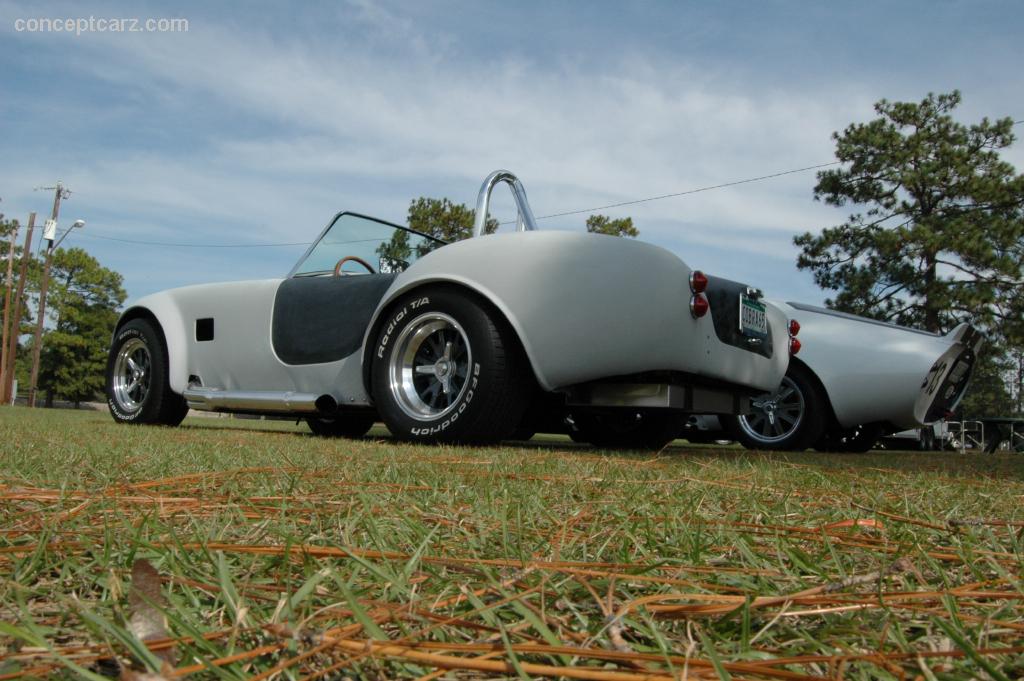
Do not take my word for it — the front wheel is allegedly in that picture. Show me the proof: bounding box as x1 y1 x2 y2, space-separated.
371 288 528 444
106 319 188 426
723 364 826 451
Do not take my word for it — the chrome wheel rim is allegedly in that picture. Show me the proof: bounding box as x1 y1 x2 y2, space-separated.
738 376 804 444
388 312 472 421
112 338 151 414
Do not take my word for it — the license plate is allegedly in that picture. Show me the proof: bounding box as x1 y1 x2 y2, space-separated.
739 294 768 338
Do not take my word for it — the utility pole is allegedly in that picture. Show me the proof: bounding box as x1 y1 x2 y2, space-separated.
38 182 69 251
28 183 73 408
27 251 53 408
1 218 20 402
3 212 35 405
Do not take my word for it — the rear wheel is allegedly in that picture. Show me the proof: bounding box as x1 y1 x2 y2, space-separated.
307 412 376 438
371 288 529 444
106 319 188 426
723 364 826 451
570 410 683 450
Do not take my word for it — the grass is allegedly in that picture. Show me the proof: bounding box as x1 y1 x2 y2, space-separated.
1 406 1023 680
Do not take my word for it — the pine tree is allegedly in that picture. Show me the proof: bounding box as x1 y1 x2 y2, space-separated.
795 91 1024 340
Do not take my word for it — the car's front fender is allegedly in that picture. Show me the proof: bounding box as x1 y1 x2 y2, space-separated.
115 294 191 395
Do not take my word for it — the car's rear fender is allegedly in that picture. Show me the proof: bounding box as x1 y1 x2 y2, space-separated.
362 231 786 396
360 275 544 397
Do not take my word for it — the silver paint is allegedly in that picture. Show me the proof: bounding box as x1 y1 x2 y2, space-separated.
772 300 980 429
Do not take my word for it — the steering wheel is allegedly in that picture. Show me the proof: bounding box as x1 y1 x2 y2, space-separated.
333 255 376 276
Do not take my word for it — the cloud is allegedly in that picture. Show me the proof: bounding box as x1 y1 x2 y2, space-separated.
53 17 861 211
2 0 1020 304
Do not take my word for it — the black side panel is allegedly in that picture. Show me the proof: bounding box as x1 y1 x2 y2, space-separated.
704 276 773 359
272 274 398 365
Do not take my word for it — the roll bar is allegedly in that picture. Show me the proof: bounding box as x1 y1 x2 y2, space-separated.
472 170 540 237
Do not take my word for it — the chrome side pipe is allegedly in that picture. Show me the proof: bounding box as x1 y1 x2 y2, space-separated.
183 387 336 414
472 170 540 237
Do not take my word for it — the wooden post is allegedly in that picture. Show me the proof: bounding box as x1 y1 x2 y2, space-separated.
27 184 67 407
43 183 64 250
0 220 20 403
3 212 35 404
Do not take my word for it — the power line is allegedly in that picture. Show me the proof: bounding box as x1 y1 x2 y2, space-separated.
516 120 1021 222
534 122 1023 220
69 133 1024 249
531 161 841 221
78 159 842 248
19 117 1024 251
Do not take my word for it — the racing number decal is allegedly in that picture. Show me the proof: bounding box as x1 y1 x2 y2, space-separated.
923 360 948 396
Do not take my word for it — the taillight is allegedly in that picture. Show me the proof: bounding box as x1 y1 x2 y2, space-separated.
689 270 708 293
789 337 801 355
789 319 800 337
690 294 709 318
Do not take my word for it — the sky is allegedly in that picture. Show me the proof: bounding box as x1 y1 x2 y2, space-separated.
1 0 1023 306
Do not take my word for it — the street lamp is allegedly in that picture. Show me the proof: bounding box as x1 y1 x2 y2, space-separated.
57 220 86 247
27 219 85 408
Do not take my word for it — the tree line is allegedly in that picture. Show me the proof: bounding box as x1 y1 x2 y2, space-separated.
0 222 126 406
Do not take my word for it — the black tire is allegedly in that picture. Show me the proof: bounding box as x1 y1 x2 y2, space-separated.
307 412 376 438
815 423 883 453
570 409 683 450
723 363 827 451
370 288 529 444
106 319 189 426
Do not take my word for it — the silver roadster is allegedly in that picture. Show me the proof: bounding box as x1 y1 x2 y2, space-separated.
105 171 793 447
716 302 982 452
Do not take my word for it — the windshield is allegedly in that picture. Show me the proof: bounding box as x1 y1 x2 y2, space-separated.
289 213 445 277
